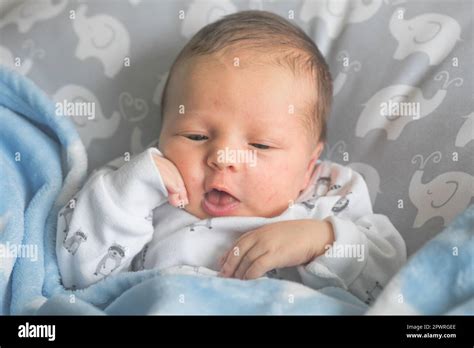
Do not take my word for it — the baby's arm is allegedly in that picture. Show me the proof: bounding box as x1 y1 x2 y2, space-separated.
56 148 186 289
218 219 335 280
298 165 407 304
218 165 405 303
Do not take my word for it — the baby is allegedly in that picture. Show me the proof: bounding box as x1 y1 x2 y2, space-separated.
57 11 406 304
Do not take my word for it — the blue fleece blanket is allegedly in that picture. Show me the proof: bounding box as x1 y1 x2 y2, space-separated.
0 67 472 315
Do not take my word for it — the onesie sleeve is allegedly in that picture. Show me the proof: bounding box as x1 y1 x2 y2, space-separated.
56 147 169 289
298 163 407 305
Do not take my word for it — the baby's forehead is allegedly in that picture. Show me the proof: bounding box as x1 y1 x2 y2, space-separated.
179 51 316 100
185 47 315 76
168 49 318 125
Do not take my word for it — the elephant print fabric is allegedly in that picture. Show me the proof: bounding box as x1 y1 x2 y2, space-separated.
355 71 463 140
0 0 471 257
0 39 44 75
0 0 67 33
53 84 121 148
389 7 461 66
409 152 474 229
300 0 383 39
72 5 130 78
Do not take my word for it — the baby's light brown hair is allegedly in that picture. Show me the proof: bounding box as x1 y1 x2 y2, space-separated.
160 10 333 146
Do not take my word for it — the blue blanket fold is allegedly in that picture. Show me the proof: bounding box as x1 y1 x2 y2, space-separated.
0 65 87 314
368 204 474 315
0 66 472 315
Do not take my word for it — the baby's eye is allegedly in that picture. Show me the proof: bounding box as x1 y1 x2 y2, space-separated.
250 143 270 150
185 134 208 141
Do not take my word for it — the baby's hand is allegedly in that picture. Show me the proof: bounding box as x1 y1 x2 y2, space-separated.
218 219 334 280
152 152 189 208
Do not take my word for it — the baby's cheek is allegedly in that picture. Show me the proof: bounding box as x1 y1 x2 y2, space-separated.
254 174 283 204
181 174 206 219
183 174 202 200
254 187 292 217
262 165 298 201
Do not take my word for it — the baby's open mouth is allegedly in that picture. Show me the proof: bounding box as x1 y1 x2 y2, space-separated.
202 189 240 216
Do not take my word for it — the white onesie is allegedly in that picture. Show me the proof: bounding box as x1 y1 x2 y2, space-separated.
57 147 406 305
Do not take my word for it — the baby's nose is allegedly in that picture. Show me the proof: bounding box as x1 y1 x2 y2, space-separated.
207 146 247 171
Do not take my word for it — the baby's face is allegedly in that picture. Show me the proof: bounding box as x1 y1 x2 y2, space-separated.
159 52 323 219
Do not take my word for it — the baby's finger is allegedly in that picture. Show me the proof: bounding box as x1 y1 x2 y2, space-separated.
168 180 189 204
167 192 180 207
166 179 185 195
243 253 272 280
219 238 254 278
168 192 188 208
234 245 267 280
218 253 228 268
233 225 262 245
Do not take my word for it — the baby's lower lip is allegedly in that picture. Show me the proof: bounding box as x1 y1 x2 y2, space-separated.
202 191 240 216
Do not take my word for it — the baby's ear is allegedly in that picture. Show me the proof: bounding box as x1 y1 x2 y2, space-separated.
313 141 324 160
301 142 324 190
308 141 324 167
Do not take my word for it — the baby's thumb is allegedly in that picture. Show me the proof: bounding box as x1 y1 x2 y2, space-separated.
167 189 189 208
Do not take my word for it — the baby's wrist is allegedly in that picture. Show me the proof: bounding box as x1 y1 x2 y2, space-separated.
310 219 335 259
